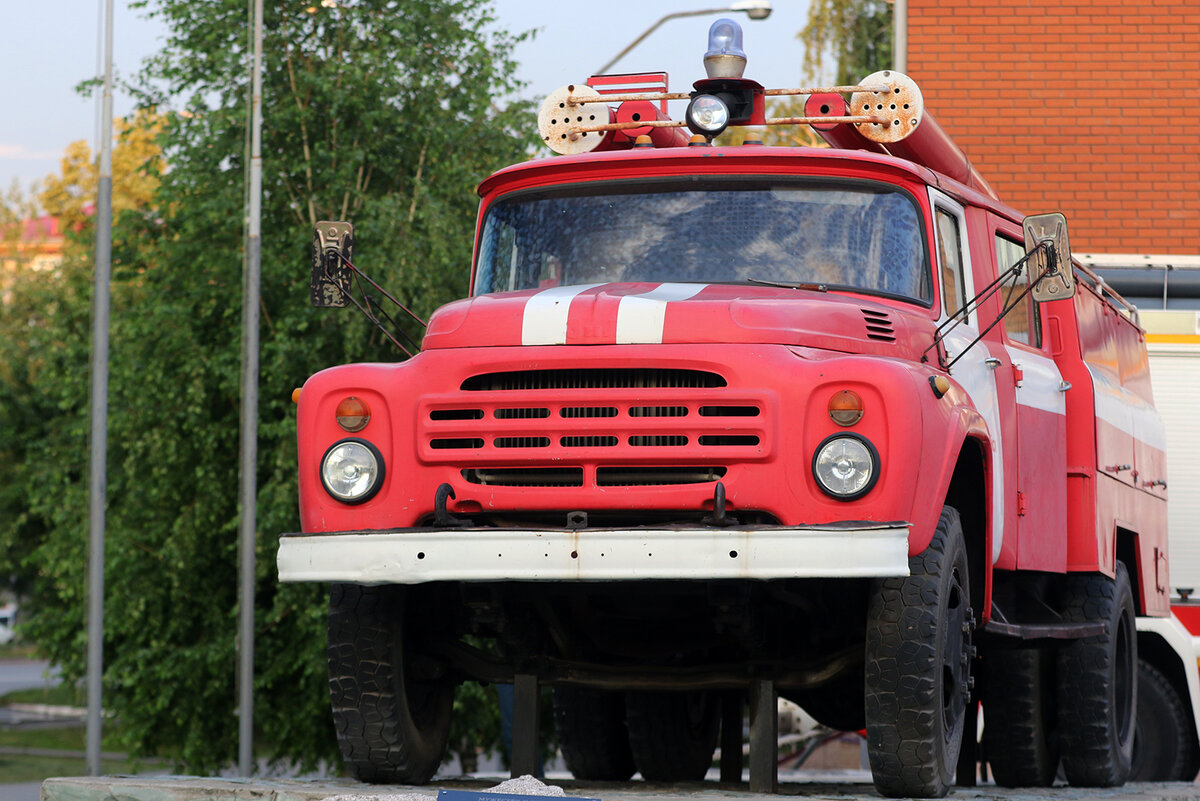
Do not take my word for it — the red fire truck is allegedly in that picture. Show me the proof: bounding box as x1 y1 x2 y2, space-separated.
278 20 1199 797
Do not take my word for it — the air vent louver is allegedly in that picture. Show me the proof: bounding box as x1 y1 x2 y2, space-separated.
861 309 896 342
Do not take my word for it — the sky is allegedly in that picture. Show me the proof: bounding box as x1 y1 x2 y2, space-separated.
0 0 816 197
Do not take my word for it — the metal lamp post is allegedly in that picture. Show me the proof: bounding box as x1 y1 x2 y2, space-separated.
595 0 772 75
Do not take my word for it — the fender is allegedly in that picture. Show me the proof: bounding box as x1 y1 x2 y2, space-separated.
910 376 991 546
910 372 994 618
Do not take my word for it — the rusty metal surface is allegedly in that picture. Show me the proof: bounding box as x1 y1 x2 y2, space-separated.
538 85 613 155
850 70 924 145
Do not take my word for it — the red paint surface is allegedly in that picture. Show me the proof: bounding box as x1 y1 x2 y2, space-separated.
300 142 1169 619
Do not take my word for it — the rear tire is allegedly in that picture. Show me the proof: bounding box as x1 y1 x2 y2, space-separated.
625 690 719 781
1130 659 1200 781
553 686 636 781
982 647 1059 786
1056 563 1136 787
327 583 453 784
865 505 974 798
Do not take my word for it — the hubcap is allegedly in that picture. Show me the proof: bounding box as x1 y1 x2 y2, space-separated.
941 565 973 742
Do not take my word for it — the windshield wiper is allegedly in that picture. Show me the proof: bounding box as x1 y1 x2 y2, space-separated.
746 277 829 292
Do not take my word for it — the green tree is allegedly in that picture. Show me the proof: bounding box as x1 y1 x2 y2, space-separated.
799 0 893 86
14 0 534 772
38 111 165 236
0 180 52 607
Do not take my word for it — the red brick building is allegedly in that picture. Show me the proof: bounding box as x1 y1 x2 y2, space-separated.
905 0 1200 257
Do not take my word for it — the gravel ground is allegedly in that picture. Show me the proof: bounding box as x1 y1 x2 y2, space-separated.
39 773 1200 801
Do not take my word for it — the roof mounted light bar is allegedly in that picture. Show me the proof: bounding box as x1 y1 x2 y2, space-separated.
538 70 924 155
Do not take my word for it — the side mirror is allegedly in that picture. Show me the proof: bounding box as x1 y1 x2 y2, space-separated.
311 221 354 307
1023 212 1075 301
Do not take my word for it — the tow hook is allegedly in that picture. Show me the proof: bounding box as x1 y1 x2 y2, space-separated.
434 483 469 528
706 481 738 527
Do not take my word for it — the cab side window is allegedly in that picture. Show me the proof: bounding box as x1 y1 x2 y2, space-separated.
996 235 1041 347
935 210 965 318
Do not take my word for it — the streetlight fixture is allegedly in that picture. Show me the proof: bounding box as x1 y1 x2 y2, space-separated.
595 1 773 76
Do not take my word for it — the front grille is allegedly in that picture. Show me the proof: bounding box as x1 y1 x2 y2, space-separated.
425 366 767 488
494 436 551 449
431 437 484 450
460 466 728 488
462 368 726 391
630 435 688 447
430 408 483 420
597 466 728 486
630 406 688 418
562 406 619 418
699 405 759 417
698 435 760 446
462 467 583 487
561 435 619 447
495 407 551 419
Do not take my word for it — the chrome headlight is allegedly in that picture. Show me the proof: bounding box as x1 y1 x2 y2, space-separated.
812 433 879 500
320 439 384 504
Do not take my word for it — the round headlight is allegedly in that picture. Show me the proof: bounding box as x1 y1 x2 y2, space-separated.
686 94 731 137
812 434 879 500
320 438 385 504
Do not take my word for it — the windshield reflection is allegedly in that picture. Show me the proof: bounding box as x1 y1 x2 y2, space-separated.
475 180 930 303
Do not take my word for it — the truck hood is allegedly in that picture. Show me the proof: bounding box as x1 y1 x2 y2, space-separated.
423 282 932 360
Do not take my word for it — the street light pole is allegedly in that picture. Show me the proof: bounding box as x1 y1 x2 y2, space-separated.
237 0 264 777
595 1 772 76
86 0 114 778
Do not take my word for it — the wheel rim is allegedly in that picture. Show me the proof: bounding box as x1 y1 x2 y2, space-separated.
941 563 971 744
1115 605 1134 745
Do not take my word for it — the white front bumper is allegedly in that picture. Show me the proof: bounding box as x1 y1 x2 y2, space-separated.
277 522 910 584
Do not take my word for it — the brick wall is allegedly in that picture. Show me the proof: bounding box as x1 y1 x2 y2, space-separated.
907 0 1200 254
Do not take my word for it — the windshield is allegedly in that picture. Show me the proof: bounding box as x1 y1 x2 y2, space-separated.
474 178 930 303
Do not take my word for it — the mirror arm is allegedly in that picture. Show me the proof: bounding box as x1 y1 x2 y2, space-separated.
317 276 416 358
336 252 428 330
925 242 1052 371
352 273 423 355
924 257 1025 365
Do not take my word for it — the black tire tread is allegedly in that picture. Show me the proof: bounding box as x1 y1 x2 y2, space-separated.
865 505 971 799
625 691 719 782
982 647 1058 787
1056 563 1136 788
553 686 637 781
327 583 453 784
1131 659 1200 781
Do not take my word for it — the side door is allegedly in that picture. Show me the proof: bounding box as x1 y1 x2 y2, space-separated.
992 215 1068 572
930 189 1010 567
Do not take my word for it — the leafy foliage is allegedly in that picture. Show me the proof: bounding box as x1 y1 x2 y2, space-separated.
6 0 534 773
38 112 165 234
799 0 893 87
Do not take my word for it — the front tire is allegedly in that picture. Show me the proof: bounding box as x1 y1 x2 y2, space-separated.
625 690 719 781
866 505 974 798
327 583 454 784
1056 562 1136 787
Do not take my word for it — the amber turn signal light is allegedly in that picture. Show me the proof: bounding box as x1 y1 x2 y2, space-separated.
828 389 864 426
336 396 370 432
